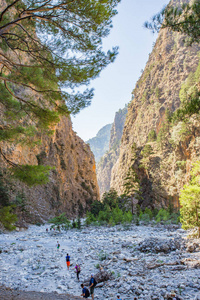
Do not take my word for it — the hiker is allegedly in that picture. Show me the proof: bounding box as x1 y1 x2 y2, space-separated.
117 294 123 300
66 253 70 270
75 263 81 280
81 283 90 298
56 241 60 250
89 274 96 300
46 228 48 232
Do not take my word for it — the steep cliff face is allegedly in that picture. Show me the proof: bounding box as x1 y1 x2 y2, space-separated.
0 115 99 224
97 106 127 196
86 124 112 163
110 19 200 209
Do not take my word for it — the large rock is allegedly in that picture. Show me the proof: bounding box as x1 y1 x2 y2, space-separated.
136 237 184 253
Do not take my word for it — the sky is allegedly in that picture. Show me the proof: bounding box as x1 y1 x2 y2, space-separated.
72 0 169 142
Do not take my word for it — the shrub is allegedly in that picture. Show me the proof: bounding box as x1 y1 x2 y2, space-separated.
155 209 170 223
0 206 18 231
141 144 154 158
180 161 200 237
48 213 71 230
85 212 97 225
0 173 9 207
98 250 108 261
148 130 157 142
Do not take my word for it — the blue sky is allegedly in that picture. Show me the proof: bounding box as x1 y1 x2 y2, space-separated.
72 0 169 141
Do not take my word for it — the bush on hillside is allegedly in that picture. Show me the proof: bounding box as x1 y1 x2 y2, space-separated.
0 206 18 231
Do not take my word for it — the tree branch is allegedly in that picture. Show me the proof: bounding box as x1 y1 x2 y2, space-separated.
0 0 20 22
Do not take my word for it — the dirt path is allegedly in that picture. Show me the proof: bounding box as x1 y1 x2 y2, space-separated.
0 286 83 300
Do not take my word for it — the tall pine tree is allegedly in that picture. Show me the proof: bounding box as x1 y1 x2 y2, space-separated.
0 0 120 184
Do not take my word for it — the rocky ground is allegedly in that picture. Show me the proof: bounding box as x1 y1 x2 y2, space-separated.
0 223 200 300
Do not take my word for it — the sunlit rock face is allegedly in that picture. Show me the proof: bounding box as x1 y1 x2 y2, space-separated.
0 115 100 224
110 3 200 209
97 106 127 197
0 0 99 225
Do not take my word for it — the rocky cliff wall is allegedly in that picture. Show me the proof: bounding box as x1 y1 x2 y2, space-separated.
0 115 99 225
97 106 127 196
110 20 200 209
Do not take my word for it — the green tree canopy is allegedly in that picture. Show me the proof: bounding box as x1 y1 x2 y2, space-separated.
180 162 200 238
0 0 120 184
145 0 200 45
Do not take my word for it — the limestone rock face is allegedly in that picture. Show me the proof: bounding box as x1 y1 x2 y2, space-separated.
0 115 100 224
86 124 112 163
97 106 127 196
111 23 200 209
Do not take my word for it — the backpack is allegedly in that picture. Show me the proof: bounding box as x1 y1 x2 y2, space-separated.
85 288 90 298
93 278 97 287
77 265 81 272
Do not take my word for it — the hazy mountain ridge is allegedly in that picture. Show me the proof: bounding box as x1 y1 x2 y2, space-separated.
97 106 128 196
86 124 112 163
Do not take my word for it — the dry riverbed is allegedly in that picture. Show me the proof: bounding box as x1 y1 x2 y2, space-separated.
0 223 200 300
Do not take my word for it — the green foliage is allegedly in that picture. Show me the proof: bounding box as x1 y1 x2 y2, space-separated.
157 122 170 150
72 219 77 228
155 209 170 223
145 0 200 45
180 161 200 237
11 165 52 186
139 208 153 224
141 144 154 158
155 87 161 99
85 211 97 226
123 167 141 213
13 192 27 211
86 188 134 227
98 250 108 261
36 151 46 165
0 172 9 207
138 207 179 225
170 122 191 146
148 130 157 142
102 189 119 209
91 200 104 217
48 213 71 230
0 206 18 231
170 59 200 123
77 217 81 229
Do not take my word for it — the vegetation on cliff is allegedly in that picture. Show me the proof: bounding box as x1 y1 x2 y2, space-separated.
145 0 200 45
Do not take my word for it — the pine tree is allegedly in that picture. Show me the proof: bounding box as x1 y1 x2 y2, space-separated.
145 1 200 45
123 167 141 214
0 0 120 184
